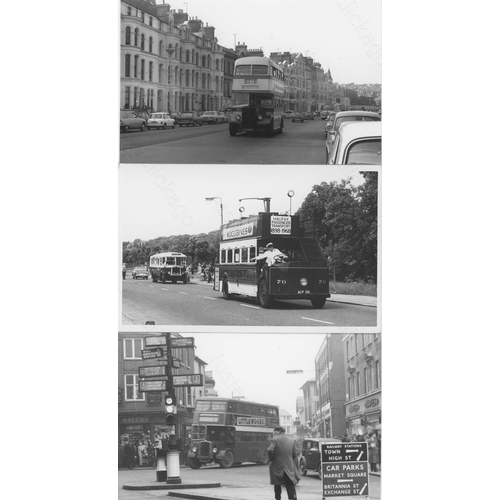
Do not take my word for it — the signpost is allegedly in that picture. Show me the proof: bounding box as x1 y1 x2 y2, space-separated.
320 442 369 498
145 336 168 347
171 337 195 348
139 380 167 392
141 347 164 360
172 374 203 387
139 365 168 378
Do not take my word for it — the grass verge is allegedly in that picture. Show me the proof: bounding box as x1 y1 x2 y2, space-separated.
329 281 377 297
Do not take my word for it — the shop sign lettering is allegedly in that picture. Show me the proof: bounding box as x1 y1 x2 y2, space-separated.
349 404 360 414
270 216 291 234
364 398 379 409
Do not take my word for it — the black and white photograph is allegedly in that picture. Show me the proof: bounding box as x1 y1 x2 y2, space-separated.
118 332 381 499
119 165 379 330
119 0 381 164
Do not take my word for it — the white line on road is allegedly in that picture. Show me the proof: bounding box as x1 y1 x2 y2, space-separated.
179 292 188 295
301 317 335 325
161 288 169 291
241 304 260 309
149 285 154 288
203 297 217 300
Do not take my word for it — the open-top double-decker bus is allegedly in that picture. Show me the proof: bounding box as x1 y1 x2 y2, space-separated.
214 212 331 308
187 397 279 469
149 251 188 284
228 56 285 137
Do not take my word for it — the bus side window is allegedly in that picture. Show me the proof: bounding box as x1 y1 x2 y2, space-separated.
234 248 240 263
221 250 226 263
242 248 248 262
250 247 256 260
227 249 233 263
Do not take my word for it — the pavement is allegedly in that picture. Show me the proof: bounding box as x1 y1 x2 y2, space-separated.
189 276 377 308
121 466 381 499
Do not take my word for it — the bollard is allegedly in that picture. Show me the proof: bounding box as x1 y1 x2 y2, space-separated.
166 450 182 484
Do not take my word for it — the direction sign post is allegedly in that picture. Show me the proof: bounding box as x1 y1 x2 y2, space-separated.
320 442 369 498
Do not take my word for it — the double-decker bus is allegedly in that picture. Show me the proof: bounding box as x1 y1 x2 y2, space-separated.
214 212 331 308
149 251 188 284
187 397 279 469
228 56 285 137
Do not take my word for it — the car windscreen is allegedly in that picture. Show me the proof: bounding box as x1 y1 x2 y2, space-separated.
150 114 163 118
335 116 380 129
345 139 381 165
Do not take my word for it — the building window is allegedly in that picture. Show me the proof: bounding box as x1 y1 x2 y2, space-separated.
124 86 130 109
149 61 153 81
134 28 139 46
125 26 131 45
134 55 139 78
125 374 145 401
149 16 153 26
141 59 145 80
159 64 163 83
149 37 153 53
127 6 131 15
141 34 145 50
375 360 381 389
125 54 131 77
124 338 143 359
355 372 360 397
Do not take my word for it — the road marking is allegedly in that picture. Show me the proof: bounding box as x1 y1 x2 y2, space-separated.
241 304 260 309
161 288 169 291
301 317 335 325
203 296 216 300
179 292 188 295
149 285 154 288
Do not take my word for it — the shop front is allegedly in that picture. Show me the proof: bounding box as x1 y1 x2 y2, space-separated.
345 390 381 437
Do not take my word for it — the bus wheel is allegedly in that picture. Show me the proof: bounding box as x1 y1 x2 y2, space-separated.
229 124 237 136
220 450 234 469
311 297 327 308
152 275 157 283
258 278 273 308
183 274 188 284
187 458 202 469
161 273 166 284
222 280 231 300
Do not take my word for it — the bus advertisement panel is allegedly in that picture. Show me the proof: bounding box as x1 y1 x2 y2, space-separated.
214 212 330 308
187 397 279 469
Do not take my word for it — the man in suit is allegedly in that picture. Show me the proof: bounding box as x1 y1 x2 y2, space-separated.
267 426 298 500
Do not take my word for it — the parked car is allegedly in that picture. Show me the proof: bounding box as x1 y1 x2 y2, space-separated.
291 112 304 122
324 112 338 138
303 112 314 120
177 111 203 127
299 438 342 479
326 110 381 145
120 110 146 132
284 110 295 119
147 112 176 130
169 111 180 123
326 121 382 165
135 110 150 121
132 266 149 280
201 110 223 125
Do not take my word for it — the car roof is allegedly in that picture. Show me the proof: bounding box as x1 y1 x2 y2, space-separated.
304 437 342 443
335 111 381 119
337 121 382 141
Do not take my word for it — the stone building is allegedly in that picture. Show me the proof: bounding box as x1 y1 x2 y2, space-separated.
343 334 381 437
120 0 225 113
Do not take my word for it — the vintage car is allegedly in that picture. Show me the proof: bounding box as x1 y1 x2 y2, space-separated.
325 110 381 147
177 111 203 127
201 111 224 125
147 112 176 130
132 266 149 280
120 110 146 132
326 121 382 165
299 437 342 479
291 112 304 123
303 112 314 120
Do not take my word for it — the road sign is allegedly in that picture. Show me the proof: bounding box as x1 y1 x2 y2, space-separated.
144 336 167 347
171 337 195 348
321 442 369 497
139 365 167 378
141 347 164 360
139 380 167 392
172 374 203 387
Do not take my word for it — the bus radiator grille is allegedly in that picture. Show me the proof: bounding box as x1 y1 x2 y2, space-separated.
199 441 212 459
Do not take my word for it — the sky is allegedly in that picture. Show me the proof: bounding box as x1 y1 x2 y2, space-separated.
190 332 332 417
119 164 369 241
156 0 381 84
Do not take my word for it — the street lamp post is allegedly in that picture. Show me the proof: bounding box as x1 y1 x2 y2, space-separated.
205 196 223 228
287 190 295 215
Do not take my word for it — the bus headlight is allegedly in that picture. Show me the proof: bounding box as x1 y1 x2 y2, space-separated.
300 278 308 286
257 114 263 120
192 447 197 452
235 114 242 121
212 447 218 453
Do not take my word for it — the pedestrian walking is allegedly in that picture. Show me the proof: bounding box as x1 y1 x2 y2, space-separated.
122 264 126 279
137 440 147 466
366 432 380 472
118 439 125 469
122 437 137 469
267 426 298 500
